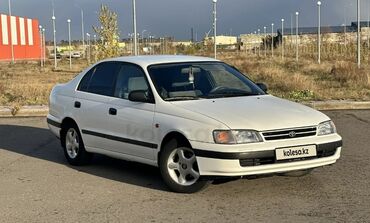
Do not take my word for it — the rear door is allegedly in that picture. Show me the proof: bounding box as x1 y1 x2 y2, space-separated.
74 61 120 150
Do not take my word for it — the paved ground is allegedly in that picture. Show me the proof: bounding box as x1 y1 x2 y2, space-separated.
0 110 369 223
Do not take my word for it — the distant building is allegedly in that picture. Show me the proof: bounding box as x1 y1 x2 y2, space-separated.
204 35 238 46
0 14 41 61
239 34 264 50
280 22 370 44
240 21 370 50
172 40 193 47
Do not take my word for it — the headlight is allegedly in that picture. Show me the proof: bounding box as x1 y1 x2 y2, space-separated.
317 121 336 136
213 130 263 144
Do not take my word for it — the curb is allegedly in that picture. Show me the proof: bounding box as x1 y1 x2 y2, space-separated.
301 101 370 111
0 101 370 118
0 105 49 117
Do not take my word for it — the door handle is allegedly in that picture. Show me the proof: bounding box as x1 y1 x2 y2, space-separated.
109 108 117 115
74 101 81 108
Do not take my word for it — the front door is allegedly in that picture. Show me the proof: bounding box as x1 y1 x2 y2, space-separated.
106 63 156 161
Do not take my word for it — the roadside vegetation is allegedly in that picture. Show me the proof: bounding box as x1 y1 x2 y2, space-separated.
0 52 369 108
222 53 370 102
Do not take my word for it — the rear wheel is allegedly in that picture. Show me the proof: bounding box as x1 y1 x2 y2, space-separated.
61 123 92 166
159 140 209 193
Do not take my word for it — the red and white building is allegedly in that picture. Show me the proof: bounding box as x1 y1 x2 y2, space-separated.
0 14 41 61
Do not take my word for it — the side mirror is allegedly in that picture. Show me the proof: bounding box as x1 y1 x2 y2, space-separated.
128 90 151 103
256 83 268 93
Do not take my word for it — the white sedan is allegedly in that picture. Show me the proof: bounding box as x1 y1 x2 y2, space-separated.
47 55 342 193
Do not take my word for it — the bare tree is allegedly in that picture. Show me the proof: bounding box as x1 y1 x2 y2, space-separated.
93 5 120 60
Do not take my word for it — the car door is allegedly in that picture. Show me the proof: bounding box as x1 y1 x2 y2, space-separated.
74 61 121 150
106 63 156 161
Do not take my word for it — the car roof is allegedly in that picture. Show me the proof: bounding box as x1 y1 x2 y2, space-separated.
102 55 219 67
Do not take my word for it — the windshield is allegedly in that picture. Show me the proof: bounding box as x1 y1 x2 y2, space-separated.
147 62 265 101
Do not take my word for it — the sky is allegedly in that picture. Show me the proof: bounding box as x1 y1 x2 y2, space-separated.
0 0 367 41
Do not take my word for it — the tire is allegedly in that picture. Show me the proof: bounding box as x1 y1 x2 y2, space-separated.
61 123 92 166
279 169 314 177
159 139 209 193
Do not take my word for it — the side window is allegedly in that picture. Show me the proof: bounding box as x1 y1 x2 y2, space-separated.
85 62 120 96
114 64 149 99
78 67 95 92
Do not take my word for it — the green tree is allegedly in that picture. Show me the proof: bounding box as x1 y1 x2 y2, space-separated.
93 5 120 60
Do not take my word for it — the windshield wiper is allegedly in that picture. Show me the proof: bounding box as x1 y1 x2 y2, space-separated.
164 96 201 101
207 92 259 99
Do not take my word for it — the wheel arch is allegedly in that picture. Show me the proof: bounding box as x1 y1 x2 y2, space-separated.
61 117 78 130
157 131 192 165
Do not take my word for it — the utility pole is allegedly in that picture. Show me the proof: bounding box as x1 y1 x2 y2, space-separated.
8 0 14 64
213 0 217 59
281 19 284 59
317 1 322 64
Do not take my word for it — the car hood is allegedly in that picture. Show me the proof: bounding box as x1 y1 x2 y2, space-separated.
171 95 329 131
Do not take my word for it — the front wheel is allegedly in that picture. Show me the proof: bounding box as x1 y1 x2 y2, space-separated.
159 144 209 193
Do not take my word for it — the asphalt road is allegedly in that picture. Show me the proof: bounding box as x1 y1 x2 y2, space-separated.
0 110 369 223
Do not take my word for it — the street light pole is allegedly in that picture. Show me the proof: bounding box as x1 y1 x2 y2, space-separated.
42 28 46 65
81 9 85 49
264 26 267 57
271 23 274 57
52 15 57 69
281 19 284 59
39 25 43 67
8 0 14 64
132 0 138 56
296 11 299 62
213 0 217 59
357 0 361 68
142 30 147 54
290 13 293 46
317 1 321 64
258 29 261 57
86 33 91 64
368 1 370 48
67 19 72 70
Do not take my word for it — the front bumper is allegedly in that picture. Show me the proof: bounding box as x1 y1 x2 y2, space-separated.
190 134 342 177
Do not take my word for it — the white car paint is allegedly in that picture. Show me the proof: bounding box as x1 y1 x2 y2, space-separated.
47 55 342 177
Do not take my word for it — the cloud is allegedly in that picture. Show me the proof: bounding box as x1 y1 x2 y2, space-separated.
0 0 363 41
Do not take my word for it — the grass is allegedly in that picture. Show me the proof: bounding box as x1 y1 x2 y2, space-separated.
0 51 369 107
221 53 370 101
0 59 84 107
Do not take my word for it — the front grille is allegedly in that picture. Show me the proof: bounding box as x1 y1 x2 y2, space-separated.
239 147 337 167
262 127 317 141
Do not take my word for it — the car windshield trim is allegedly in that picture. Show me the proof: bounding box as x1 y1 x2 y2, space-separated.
147 62 266 102
164 96 203 101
